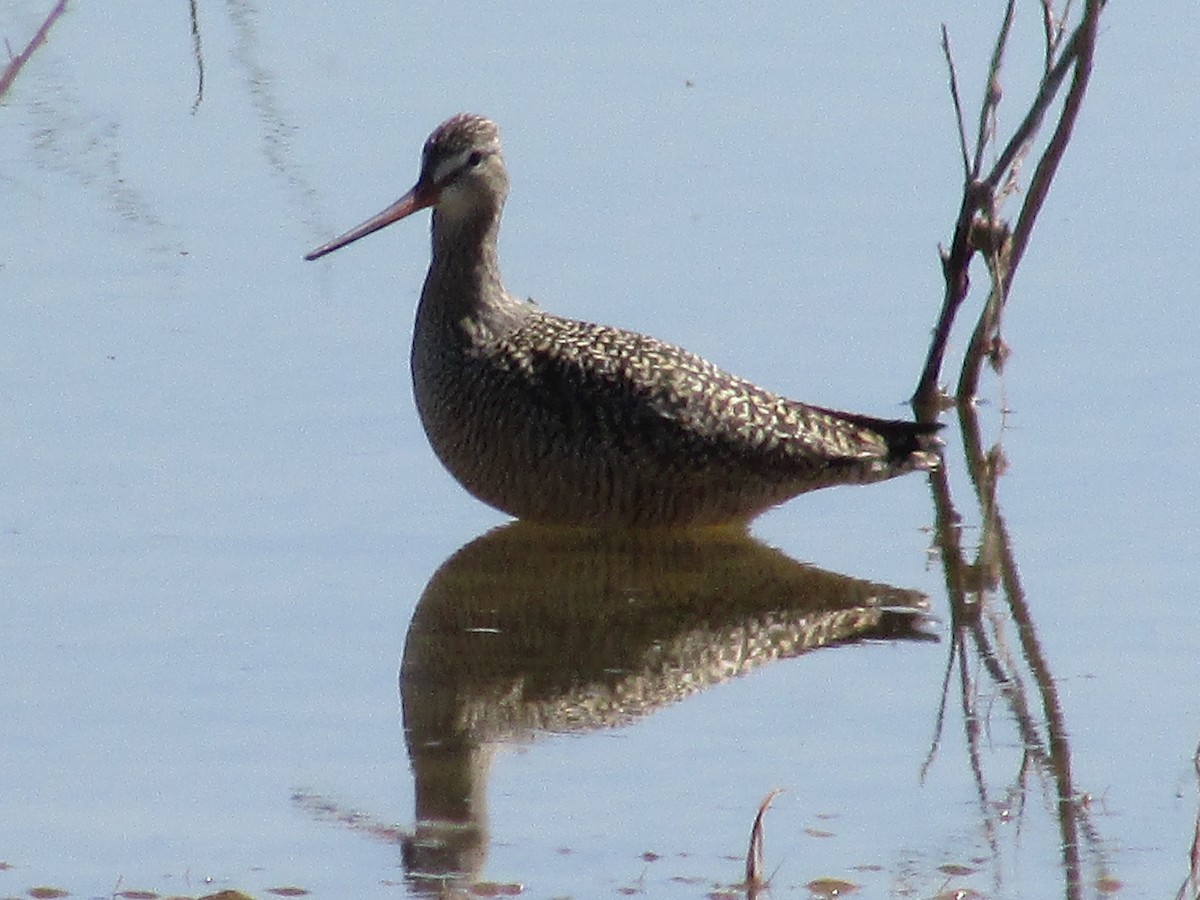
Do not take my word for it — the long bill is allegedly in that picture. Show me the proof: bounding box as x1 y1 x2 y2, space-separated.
304 183 437 261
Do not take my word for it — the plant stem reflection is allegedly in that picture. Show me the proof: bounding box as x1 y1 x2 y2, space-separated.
922 401 1112 898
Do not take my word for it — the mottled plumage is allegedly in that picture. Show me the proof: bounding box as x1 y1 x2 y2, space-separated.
306 114 939 526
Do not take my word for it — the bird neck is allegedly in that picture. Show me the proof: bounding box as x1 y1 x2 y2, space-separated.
420 203 526 339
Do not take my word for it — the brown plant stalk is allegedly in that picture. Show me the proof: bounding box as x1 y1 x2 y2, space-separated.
912 0 1106 413
0 0 67 100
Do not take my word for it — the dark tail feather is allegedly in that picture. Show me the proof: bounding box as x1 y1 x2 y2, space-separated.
814 405 944 464
875 417 943 463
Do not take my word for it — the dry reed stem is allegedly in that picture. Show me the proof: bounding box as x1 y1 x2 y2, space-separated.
1176 738 1200 900
912 0 1106 412
0 0 67 100
745 788 784 892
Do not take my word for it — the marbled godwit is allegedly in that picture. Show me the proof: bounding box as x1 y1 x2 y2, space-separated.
306 114 938 526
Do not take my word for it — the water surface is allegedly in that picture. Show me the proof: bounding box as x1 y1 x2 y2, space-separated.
2 2 1197 898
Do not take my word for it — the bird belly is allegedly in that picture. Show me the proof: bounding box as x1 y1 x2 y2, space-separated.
410 354 815 526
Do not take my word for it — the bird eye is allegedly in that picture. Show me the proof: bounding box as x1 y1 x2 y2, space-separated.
467 151 484 167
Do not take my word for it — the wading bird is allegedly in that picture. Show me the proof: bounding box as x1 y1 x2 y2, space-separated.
306 114 939 527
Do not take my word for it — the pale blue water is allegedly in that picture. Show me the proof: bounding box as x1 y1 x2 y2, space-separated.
2 2 1197 898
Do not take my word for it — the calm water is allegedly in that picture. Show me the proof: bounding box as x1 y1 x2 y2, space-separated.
2 2 1198 898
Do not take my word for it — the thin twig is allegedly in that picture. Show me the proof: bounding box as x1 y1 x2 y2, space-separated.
942 25 971 181
1061 0 1078 52
1040 0 1057 73
188 0 205 114
974 0 1017 178
910 177 988 412
914 0 1105 407
0 0 68 100
1173 737 1200 900
983 13 1091 195
957 226 1011 400
1008 0 1103 278
962 0 1102 398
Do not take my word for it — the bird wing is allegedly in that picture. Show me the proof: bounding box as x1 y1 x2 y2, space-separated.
501 314 890 468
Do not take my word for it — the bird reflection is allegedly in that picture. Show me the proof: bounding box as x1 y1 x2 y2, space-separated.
397 522 937 890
